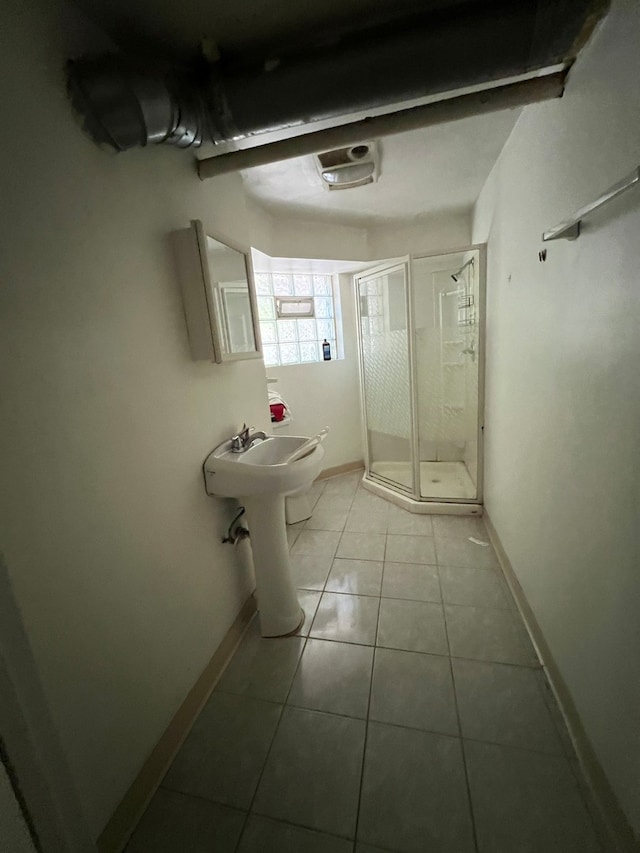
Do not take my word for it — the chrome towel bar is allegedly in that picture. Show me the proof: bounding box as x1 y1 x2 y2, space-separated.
542 166 640 242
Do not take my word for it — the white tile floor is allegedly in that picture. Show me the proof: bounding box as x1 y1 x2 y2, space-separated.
127 472 604 853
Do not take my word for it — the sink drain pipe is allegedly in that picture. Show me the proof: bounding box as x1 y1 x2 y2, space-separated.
222 507 250 546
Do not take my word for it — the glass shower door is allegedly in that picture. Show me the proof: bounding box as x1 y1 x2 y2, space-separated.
411 248 482 501
356 262 414 494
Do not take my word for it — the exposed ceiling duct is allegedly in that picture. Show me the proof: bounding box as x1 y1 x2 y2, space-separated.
67 0 608 168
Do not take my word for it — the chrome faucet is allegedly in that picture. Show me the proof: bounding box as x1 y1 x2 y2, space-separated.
230 424 268 453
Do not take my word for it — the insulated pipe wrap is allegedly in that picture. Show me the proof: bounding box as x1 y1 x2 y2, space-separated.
66 0 605 153
67 57 202 150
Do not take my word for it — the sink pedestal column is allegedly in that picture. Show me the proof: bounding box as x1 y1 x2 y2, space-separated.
242 495 303 637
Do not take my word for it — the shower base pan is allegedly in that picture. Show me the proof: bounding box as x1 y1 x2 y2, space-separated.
366 461 482 515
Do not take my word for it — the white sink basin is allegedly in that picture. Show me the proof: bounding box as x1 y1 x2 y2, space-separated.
204 435 324 498
203 433 326 637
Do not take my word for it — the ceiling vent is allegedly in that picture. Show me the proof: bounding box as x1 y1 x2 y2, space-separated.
316 142 378 190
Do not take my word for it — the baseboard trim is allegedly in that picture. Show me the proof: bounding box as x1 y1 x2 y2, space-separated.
317 460 364 480
97 593 257 853
484 512 639 853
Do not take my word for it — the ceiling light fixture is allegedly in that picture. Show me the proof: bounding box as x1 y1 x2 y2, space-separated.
321 162 375 186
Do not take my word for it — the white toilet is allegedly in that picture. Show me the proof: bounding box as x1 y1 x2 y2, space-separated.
269 384 317 525
285 486 314 524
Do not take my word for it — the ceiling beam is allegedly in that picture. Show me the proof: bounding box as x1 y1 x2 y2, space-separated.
197 71 566 180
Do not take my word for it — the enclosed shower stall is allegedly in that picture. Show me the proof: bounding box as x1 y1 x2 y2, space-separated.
356 246 484 510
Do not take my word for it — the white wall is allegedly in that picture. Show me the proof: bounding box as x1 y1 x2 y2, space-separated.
0 763 37 853
472 0 640 834
260 211 369 261
368 209 471 258
0 0 270 838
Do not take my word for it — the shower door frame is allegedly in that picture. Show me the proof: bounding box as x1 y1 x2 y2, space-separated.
355 258 417 497
355 244 486 507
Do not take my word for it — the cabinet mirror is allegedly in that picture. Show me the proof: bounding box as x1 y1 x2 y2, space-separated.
173 220 261 363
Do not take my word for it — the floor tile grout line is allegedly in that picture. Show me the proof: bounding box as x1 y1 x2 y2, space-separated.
290 621 543 668
243 493 354 847
243 809 360 846
158 783 250 814
564 759 608 853
231 628 311 853
441 572 481 853
308 576 530 645
296 557 506 575
207 690 582 760
156 783 250 852
166 757 367 848
160 708 584 815
459 734 585 760
351 568 383 849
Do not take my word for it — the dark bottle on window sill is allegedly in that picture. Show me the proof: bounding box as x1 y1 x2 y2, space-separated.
322 339 331 361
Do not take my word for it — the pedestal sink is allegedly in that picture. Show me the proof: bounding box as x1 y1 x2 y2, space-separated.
203 435 325 637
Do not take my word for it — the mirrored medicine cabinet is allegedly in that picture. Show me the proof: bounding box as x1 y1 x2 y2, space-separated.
172 220 262 363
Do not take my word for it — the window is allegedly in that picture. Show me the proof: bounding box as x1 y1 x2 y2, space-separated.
255 272 339 366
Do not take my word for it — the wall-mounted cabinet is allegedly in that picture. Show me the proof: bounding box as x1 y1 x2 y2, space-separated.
172 220 262 363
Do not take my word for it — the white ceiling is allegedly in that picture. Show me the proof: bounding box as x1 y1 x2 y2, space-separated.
241 108 519 227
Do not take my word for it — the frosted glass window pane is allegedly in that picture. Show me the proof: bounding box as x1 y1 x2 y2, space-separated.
262 344 280 366
361 317 371 337
260 321 277 344
300 341 318 362
255 274 273 295
314 297 334 318
297 318 316 340
257 297 275 320
273 274 294 295
293 274 313 296
313 275 332 295
277 319 297 342
254 268 342 367
316 319 335 340
279 343 300 364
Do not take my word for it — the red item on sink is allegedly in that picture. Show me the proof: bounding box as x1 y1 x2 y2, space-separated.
270 402 286 422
